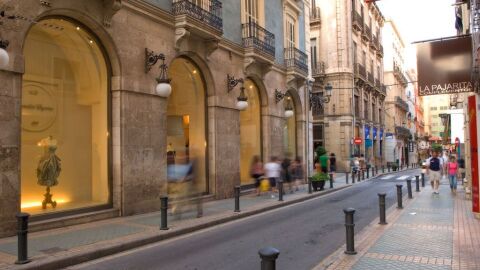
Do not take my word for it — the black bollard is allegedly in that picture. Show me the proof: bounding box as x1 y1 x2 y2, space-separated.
361 169 365 180
278 181 284 201
406 179 413 199
382 166 385 173
346 172 349 184
421 173 425 187
357 170 361 182
160 196 169 230
15 213 31 264
372 167 375 177
378 193 388 225
329 173 334 189
234 186 241 212
352 171 356 183
366 167 370 178
376 166 379 175
396 184 403 209
415 175 420 192
258 247 280 270
343 208 357 255
308 177 312 194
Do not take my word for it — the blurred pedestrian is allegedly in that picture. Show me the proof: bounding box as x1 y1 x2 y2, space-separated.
329 153 336 175
250 155 264 196
281 155 293 193
319 151 330 173
264 156 281 197
447 156 458 194
291 156 304 191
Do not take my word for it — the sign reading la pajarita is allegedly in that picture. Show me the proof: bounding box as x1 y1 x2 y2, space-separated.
416 36 473 96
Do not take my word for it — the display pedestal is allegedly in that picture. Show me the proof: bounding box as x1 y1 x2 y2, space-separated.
42 187 57 209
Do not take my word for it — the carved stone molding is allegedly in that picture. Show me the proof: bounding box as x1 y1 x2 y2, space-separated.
103 0 122 27
204 39 219 60
243 56 272 79
174 27 191 51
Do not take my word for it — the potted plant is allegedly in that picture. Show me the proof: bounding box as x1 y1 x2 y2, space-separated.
311 170 328 191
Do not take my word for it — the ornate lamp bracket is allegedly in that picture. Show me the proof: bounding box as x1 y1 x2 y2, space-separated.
227 74 244 92
275 89 286 103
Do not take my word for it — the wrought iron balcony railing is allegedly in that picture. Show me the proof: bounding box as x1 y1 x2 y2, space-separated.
285 47 308 73
374 78 381 88
395 126 411 137
311 7 321 25
242 21 275 58
370 35 378 50
352 11 363 31
395 96 409 112
362 25 372 42
381 84 387 95
367 72 374 84
312 61 326 77
172 0 223 33
377 44 384 57
354 63 366 79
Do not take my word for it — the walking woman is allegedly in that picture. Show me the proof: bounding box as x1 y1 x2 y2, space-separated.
250 156 264 196
447 156 458 193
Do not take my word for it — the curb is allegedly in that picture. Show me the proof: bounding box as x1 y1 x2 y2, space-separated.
14 185 353 270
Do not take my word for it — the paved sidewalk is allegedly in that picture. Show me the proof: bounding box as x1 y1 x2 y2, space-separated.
320 178 480 270
0 173 357 270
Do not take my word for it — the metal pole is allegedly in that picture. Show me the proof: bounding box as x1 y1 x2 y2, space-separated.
406 179 413 199
278 181 284 202
15 213 31 265
362 169 365 181
396 184 403 209
378 193 387 225
415 175 420 192
357 170 361 182
352 171 356 183
344 208 357 255
308 177 312 194
259 247 280 270
382 165 385 173
160 196 169 230
366 167 370 178
421 173 425 187
346 172 349 184
234 186 241 212
329 173 334 189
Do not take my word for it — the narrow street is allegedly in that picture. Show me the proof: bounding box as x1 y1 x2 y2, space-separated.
71 170 420 270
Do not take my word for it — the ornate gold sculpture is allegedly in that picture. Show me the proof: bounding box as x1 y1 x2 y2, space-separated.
36 136 61 209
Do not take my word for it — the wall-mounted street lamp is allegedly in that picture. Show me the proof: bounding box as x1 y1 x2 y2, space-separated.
0 39 8 68
309 82 332 110
145 48 172 97
274 89 295 118
227 74 248 110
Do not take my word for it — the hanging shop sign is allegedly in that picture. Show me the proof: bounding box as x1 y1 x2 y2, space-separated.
416 35 473 96
354 137 363 145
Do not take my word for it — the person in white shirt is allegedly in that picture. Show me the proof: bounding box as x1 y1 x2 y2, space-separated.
426 150 444 194
264 156 281 194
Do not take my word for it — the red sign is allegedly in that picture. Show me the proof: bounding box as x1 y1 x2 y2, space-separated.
468 95 479 213
354 137 363 145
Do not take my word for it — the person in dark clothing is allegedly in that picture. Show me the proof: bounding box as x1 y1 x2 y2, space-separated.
329 153 336 173
281 156 292 193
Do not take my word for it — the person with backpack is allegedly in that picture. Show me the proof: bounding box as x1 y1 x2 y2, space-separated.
447 156 458 193
426 145 444 194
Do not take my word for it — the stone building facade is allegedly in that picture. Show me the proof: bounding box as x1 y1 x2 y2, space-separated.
309 0 386 172
0 0 310 236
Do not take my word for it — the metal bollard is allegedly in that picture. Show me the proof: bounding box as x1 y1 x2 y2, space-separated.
372 167 375 177
376 166 379 175
259 247 280 270
278 181 284 201
378 193 387 225
329 173 334 189
366 168 370 178
160 196 169 230
234 186 241 212
421 173 425 187
415 175 420 192
15 213 31 265
406 179 413 199
357 170 361 182
343 208 357 255
346 172 349 184
396 184 403 209
352 171 356 183
382 166 385 173
362 170 365 181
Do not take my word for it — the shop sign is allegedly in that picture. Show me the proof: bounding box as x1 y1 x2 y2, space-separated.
408 141 414 152
364 125 370 139
468 95 479 213
365 139 373 148
373 127 377 140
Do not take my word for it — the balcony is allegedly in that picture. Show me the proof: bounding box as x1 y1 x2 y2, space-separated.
393 61 408 86
172 0 223 52
377 44 384 58
371 35 379 50
285 47 308 78
352 11 363 32
395 126 411 138
311 7 321 27
354 63 366 80
362 26 371 42
242 21 275 59
367 72 374 85
374 78 380 89
381 84 387 95
395 96 409 112
312 61 326 77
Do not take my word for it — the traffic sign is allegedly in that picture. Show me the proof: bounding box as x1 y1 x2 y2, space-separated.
354 137 362 145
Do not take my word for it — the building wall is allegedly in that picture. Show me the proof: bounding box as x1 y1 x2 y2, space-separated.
0 0 309 236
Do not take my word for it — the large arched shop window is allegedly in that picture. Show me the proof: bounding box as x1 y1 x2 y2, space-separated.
21 18 109 214
240 79 262 185
166 58 207 193
283 93 296 157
